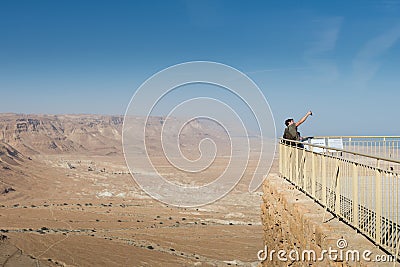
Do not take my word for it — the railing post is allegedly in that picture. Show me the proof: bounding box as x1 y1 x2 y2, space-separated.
303 148 307 191
322 154 327 206
352 162 358 227
335 158 341 215
375 168 382 244
293 146 299 186
395 172 399 263
291 146 295 181
349 137 352 155
311 152 316 198
288 145 292 180
288 146 292 180
286 145 289 178
391 141 394 159
283 144 288 178
279 141 282 175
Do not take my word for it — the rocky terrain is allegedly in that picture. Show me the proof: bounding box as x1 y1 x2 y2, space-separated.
0 114 123 156
0 113 275 266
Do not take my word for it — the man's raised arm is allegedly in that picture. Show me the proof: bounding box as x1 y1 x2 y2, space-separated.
295 111 312 127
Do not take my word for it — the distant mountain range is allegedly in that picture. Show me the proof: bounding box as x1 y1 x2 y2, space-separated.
0 114 124 156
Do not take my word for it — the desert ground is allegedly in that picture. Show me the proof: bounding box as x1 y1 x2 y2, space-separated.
0 114 277 266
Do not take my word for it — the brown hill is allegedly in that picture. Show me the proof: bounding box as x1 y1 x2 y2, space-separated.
0 114 123 156
0 141 25 166
0 114 234 197
0 114 126 203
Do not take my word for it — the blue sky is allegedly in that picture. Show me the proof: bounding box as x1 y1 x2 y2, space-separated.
1 0 400 136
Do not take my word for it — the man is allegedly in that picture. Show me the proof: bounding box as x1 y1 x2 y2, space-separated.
283 111 312 146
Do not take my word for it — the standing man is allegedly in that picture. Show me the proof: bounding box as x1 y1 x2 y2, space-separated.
283 111 312 145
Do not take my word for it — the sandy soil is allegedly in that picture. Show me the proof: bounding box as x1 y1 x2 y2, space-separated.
0 114 278 266
0 150 278 266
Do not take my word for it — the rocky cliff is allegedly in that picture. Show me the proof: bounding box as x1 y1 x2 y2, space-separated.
0 114 123 156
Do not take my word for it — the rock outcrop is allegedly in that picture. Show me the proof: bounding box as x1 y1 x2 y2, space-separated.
0 114 123 155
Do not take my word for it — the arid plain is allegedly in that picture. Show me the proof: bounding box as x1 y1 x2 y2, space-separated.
0 114 277 266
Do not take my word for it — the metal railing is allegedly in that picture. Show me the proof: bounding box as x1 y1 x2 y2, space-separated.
314 136 400 163
279 136 400 262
